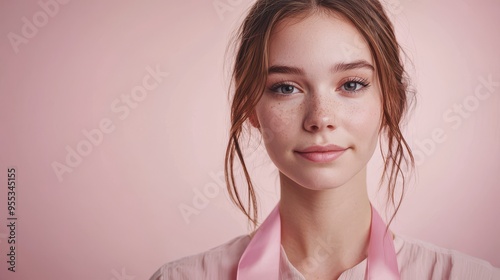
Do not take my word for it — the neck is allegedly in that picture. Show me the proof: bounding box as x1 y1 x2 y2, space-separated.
279 167 372 278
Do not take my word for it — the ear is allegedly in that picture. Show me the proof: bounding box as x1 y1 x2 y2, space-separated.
248 110 260 128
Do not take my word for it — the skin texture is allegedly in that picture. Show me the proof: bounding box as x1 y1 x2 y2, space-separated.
250 11 385 279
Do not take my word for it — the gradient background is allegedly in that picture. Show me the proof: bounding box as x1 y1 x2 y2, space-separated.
1 0 499 279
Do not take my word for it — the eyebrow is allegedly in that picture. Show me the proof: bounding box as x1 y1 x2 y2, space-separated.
267 60 374 75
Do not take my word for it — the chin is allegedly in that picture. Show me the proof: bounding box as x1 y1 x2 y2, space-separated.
302 178 349 191
282 169 353 191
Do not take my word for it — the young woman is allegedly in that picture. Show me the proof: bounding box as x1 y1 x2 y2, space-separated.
150 0 500 279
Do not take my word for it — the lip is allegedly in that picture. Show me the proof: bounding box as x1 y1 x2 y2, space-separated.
294 144 347 163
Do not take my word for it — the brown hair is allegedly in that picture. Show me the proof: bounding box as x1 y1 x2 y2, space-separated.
224 0 415 230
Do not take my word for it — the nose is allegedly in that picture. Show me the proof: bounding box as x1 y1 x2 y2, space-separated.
303 92 337 132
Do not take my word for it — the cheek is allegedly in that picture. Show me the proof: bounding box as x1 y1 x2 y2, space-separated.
344 99 382 140
256 101 299 139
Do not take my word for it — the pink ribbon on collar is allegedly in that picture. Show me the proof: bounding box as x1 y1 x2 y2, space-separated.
236 202 400 280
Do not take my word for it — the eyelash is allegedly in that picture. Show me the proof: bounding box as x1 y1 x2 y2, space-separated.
268 77 371 96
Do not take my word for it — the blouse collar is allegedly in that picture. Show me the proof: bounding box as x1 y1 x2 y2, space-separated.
236 202 400 280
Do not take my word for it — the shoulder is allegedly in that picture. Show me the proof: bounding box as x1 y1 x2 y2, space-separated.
149 234 251 280
394 234 500 280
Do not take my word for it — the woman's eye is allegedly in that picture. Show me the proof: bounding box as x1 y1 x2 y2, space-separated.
271 83 299 95
342 81 365 92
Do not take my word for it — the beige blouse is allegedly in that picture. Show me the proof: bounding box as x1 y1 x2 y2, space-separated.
150 233 500 279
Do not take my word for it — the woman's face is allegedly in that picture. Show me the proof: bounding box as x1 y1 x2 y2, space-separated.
252 12 382 190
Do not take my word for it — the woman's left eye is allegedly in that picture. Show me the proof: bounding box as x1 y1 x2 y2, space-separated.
269 83 300 95
341 80 369 92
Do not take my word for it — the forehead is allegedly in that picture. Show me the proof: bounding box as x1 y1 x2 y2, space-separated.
268 11 373 67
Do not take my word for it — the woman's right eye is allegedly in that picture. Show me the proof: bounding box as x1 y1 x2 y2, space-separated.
270 83 299 95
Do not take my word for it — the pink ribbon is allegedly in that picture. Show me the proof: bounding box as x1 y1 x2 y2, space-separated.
236 202 399 279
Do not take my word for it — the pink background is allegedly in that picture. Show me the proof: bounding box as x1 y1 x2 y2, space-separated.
0 0 499 279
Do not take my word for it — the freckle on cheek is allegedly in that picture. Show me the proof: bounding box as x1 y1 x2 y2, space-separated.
274 106 295 132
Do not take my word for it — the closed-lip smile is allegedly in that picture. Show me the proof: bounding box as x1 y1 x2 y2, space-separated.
294 144 347 163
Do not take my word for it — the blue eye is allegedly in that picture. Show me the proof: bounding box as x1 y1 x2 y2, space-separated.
270 83 299 95
340 78 370 93
343 81 363 91
269 77 370 96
